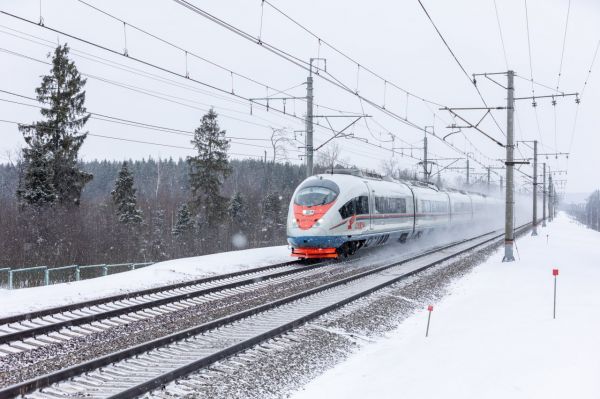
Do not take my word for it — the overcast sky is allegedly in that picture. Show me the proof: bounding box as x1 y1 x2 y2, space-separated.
0 0 598 195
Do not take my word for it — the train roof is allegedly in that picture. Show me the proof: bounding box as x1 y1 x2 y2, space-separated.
319 169 495 199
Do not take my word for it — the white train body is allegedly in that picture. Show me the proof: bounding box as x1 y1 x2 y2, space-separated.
286 170 504 259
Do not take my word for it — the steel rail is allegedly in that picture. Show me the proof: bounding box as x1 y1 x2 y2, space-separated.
0 224 529 398
0 260 305 326
0 261 327 346
121 225 531 398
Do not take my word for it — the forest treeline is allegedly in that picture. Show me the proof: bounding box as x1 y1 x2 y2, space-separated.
568 190 600 231
0 158 306 267
0 43 429 269
0 43 314 269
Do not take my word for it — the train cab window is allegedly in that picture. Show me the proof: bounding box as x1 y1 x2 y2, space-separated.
295 187 337 206
339 196 369 219
294 179 339 207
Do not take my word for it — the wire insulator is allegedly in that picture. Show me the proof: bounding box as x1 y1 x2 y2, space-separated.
258 0 265 44
185 51 189 78
123 22 128 56
38 0 44 26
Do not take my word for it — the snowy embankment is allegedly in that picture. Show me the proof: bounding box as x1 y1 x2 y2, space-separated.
0 245 290 318
293 213 600 399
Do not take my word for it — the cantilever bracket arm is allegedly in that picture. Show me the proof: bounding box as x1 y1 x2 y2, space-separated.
440 108 505 147
429 158 460 178
443 128 462 141
314 116 364 151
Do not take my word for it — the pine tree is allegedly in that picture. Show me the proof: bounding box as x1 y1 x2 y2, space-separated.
261 192 282 242
17 44 92 207
187 109 231 228
172 203 194 237
228 191 248 230
111 162 143 225
147 209 168 261
172 203 195 256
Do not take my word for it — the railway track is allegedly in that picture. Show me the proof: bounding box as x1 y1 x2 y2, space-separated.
0 224 530 399
0 260 321 354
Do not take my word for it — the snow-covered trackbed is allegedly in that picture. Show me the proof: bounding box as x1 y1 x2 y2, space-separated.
0 224 530 399
0 260 310 347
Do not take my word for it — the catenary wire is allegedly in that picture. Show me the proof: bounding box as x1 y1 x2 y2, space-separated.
1 4 501 179
0 13 399 164
556 0 571 91
492 0 509 70
168 0 503 174
0 118 265 158
415 0 506 140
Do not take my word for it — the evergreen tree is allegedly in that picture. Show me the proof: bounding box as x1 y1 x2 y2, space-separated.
187 109 231 227
261 192 282 242
17 44 92 207
172 203 195 256
147 209 168 261
172 203 194 237
228 191 248 230
111 162 143 225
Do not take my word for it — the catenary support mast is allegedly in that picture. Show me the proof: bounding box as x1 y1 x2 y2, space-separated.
503 70 515 262
542 163 547 227
305 62 314 178
466 159 470 185
532 140 538 236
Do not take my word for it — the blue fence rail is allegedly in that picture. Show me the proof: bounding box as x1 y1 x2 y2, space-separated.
0 262 154 290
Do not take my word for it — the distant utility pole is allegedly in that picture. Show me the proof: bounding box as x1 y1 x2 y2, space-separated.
423 130 428 182
549 173 554 221
466 158 470 185
487 166 491 190
542 163 547 227
503 70 516 262
532 140 538 236
305 60 314 178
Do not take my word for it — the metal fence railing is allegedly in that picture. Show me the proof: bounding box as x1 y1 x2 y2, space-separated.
0 262 154 290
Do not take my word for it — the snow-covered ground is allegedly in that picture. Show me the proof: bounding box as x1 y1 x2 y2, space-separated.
293 213 600 399
0 245 290 318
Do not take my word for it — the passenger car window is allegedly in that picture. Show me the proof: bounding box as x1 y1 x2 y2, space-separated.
375 197 407 213
339 198 356 219
356 196 369 215
338 196 370 219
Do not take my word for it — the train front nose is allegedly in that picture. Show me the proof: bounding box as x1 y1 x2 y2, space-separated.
287 177 341 258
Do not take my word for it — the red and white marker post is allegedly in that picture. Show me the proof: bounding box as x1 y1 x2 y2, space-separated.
425 305 433 337
552 269 559 319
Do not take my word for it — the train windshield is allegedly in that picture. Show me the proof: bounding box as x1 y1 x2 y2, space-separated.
295 187 338 206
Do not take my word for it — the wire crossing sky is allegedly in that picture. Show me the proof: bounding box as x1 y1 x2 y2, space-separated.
0 0 597 195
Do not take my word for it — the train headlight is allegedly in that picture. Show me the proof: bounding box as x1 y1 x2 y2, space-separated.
315 218 324 227
292 220 298 228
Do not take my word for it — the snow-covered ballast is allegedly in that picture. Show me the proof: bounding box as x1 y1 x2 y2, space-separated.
286 169 502 259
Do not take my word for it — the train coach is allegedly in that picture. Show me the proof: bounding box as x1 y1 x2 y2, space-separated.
287 169 503 259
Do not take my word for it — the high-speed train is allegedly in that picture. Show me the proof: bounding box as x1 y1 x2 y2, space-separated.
287 169 504 259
